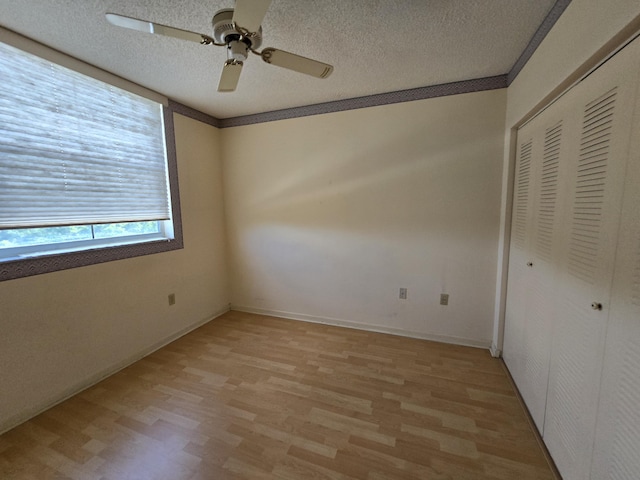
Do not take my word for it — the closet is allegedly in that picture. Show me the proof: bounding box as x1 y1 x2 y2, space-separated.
503 34 640 480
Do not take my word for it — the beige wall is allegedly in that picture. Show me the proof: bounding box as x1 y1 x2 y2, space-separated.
222 89 507 347
507 0 640 126
492 0 640 353
0 113 230 433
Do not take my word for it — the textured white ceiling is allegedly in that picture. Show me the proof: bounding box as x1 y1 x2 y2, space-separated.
0 0 556 119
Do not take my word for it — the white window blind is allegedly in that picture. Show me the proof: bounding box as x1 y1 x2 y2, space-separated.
0 41 171 229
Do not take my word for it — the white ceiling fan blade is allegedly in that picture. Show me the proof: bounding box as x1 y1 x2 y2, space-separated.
106 13 214 44
218 61 244 92
261 48 333 79
232 0 272 33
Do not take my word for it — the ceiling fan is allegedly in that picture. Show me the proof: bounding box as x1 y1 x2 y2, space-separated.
106 0 333 93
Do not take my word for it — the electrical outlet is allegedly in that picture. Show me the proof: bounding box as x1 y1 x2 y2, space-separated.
168 293 176 306
440 293 449 306
399 288 408 300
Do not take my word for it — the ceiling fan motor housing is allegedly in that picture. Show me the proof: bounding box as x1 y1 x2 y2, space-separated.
212 8 263 61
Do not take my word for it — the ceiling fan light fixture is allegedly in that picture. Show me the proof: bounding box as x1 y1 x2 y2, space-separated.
226 39 249 62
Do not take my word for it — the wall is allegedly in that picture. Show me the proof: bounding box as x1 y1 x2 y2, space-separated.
492 0 640 353
507 0 640 127
222 89 506 347
0 113 230 433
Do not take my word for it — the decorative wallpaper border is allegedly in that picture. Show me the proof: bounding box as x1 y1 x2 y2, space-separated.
0 104 184 282
168 99 221 128
218 75 508 128
507 0 573 85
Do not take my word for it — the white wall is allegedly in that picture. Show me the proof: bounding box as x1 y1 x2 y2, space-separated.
222 90 507 347
507 0 640 126
493 0 640 353
0 113 230 433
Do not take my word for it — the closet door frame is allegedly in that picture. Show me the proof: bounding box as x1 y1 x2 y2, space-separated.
500 29 640 480
494 21 640 359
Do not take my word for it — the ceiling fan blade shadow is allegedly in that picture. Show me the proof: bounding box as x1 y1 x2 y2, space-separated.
106 13 214 44
261 48 333 78
218 61 244 92
232 0 272 33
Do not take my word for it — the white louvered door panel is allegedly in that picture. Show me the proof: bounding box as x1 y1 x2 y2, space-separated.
503 136 536 398
521 108 572 432
504 92 574 433
543 38 640 480
591 42 640 479
533 121 564 265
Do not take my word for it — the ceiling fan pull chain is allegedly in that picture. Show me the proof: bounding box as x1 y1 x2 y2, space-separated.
233 22 258 38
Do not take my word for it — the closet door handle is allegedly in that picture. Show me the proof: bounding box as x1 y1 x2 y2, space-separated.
526 261 533 267
591 302 603 311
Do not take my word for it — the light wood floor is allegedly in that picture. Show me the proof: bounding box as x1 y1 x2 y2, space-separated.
0 311 557 480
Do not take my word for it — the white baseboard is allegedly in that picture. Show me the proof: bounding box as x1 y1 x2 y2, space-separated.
0 305 230 435
231 305 491 350
490 343 502 358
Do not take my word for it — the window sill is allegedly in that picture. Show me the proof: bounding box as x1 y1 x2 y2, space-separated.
0 236 183 282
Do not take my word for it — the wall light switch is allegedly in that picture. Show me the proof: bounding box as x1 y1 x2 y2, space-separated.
440 294 449 306
399 288 408 300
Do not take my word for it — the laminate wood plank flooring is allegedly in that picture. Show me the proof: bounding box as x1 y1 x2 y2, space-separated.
0 311 556 479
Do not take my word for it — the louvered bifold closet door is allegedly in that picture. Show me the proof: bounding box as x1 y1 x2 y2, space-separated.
503 132 537 404
543 37 640 480
590 39 640 479
504 98 572 432
522 92 576 433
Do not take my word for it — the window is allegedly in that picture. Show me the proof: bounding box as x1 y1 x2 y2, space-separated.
0 38 183 281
